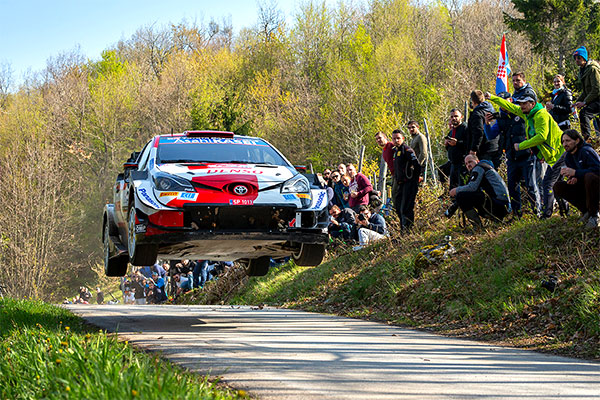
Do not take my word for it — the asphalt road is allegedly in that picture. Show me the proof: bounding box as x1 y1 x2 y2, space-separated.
64 304 600 400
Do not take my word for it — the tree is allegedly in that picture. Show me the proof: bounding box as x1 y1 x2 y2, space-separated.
506 0 600 73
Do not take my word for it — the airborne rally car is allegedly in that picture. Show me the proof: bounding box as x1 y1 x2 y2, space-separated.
103 131 329 277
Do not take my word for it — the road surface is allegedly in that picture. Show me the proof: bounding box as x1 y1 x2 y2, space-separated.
64 304 600 400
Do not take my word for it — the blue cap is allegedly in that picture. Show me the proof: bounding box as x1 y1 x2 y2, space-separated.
573 46 588 61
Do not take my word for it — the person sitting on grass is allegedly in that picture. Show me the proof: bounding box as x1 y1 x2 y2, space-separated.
449 154 511 228
353 205 387 251
553 129 600 230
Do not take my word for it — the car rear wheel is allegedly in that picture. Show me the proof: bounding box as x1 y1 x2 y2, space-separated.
246 256 270 276
127 206 158 266
104 221 128 276
292 243 326 266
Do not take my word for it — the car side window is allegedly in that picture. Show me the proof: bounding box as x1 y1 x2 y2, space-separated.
137 142 152 171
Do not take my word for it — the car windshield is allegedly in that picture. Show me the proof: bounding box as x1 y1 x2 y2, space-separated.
156 136 289 166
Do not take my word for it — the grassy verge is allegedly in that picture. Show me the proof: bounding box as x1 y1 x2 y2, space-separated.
0 298 246 400
181 212 600 360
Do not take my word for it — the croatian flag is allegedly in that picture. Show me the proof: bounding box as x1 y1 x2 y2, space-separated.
495 34 511 94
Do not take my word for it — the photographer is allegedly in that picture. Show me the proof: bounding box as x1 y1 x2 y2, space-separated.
353 205 387 251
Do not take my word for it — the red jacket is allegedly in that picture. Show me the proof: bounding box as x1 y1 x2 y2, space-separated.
348 173 373 208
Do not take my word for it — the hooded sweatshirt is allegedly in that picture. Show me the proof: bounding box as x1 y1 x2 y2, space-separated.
467 101 499 157
488 95 564 166
577 59 600 105
565 143 600 178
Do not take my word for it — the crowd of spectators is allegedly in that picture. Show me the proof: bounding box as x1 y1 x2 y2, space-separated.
322 46 600 239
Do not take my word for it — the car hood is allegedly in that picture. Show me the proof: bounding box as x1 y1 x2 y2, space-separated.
151 163 301 208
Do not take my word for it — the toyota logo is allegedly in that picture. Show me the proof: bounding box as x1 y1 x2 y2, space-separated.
233 185 248 195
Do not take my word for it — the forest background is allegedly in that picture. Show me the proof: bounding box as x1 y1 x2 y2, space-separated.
0 0 599 300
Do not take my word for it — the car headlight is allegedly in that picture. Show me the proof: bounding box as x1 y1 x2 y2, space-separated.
153 173 195 192
281 175 310 194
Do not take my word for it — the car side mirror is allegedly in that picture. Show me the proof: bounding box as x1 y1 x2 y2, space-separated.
123 162 138 170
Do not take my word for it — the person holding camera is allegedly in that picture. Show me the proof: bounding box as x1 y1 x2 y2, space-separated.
353 205 387 251
328 205 357 240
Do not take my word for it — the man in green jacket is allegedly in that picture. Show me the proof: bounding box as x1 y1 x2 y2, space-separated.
486 93 565 218
573 46 600 140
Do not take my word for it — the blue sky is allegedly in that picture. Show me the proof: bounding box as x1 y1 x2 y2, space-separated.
0 0 303 85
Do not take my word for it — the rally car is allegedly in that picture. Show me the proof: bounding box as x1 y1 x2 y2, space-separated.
102 131 329 277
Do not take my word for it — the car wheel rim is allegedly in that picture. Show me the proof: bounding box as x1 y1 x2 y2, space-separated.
128 209 136 257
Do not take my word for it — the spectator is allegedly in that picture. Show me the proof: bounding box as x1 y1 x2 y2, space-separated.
138 265 153 279
407 121 428 167
151 271 165 290
96 287 104 305
322 169 332 187
512 72 538 103
546 74 573 131
442 109 469 218
554 129 600 230
337 163 347 177
573 46 600 140
131 275 146 305
353 205 387 251
328 205 357 240
467 90 501 168
152 262 167 281
193 260 210 289
331 171 349 209
375 131 395 176
450 154 511 228
146 280 167 304
485 92 541 217
487 92 565 218
392 130 421 231
346 163 373 212
173 273 192 296
340 174 351 207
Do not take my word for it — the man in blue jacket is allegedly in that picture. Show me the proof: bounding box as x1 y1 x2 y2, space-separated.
353 205 387 251
554 129 600 230
467 90 501 168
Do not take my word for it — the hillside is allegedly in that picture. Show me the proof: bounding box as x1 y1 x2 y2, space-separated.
179 208 600 360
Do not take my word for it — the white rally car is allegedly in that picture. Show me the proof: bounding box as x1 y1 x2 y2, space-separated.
102 131 329 277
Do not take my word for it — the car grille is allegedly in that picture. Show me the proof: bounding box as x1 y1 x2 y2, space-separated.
183 204 297 232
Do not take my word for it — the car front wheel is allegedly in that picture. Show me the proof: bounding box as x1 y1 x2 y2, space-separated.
127 206 158 266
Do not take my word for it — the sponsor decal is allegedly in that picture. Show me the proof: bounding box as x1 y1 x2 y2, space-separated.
233 185 248 195
229 199 254 205
178 192 198 201
297 193 311 199
134 224 146 233
206 169 263 174
159 191 178 197
138 188 160 208
314 191 326 208
161 137 268 146
148 158 155 170
283 194 297 201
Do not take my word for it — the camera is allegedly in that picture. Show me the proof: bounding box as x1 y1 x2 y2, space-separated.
358 213 366 222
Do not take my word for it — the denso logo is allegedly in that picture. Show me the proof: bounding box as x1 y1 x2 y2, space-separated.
178 192 198 201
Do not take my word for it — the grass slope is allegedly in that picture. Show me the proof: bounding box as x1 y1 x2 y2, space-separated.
0 298 246 399
182 214 600 360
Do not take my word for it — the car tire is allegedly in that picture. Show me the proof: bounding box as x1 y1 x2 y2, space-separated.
246 256 270 276
104 221 128 276
127 206 158 266
292 243 326 266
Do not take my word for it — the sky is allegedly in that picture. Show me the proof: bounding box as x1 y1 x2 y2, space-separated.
0 0 303 86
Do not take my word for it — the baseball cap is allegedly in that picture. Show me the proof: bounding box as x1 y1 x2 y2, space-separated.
515 96 535 103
